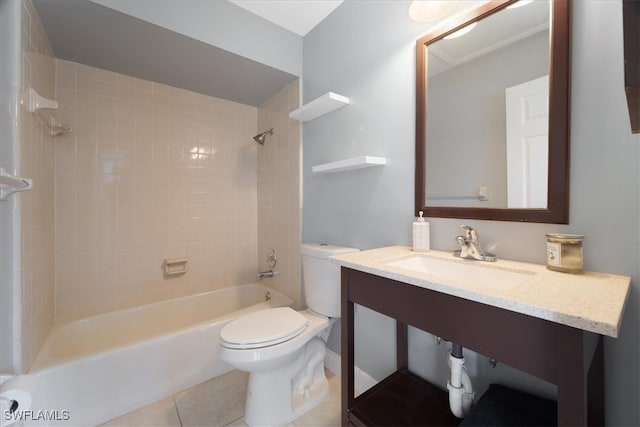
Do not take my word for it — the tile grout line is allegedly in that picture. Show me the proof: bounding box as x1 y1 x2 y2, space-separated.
222 415 245 427
173 396 184 427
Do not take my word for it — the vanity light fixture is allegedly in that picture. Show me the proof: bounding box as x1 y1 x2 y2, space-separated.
409 0 457 22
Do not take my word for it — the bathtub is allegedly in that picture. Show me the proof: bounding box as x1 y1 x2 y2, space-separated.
27 284 292 426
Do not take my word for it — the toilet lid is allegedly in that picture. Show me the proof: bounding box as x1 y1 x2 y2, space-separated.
220 307 309 349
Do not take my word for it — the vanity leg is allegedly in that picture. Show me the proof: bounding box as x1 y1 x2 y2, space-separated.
341 268 355 427
397 321 408 371
557 326 587 426
586 336 604 426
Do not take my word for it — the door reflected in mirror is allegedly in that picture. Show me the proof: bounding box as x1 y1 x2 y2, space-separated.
426 0 549 208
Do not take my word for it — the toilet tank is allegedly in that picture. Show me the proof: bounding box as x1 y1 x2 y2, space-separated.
301 243 359 318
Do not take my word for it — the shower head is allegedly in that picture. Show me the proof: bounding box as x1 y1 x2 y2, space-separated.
253 128 273 145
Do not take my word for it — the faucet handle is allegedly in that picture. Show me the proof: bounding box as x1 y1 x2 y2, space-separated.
460 225 478 242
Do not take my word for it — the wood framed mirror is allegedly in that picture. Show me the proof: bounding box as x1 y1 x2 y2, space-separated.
623 0 640 133
415 0 570 223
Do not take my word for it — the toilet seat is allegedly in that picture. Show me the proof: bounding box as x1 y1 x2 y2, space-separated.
220 307 309 349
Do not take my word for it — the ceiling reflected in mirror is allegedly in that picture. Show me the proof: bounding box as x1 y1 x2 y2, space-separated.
427 0 549 78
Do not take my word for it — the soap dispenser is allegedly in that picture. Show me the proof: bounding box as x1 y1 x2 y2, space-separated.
412 211 430 252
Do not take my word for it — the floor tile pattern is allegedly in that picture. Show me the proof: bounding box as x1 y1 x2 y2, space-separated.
100 370 340 427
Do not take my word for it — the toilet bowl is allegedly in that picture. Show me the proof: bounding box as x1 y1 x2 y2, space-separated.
218 243 359 426
219 308 333 425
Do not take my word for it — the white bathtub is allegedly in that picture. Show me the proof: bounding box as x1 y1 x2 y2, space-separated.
27 284 292 426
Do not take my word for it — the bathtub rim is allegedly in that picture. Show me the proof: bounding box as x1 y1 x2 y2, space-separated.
30 283 293 373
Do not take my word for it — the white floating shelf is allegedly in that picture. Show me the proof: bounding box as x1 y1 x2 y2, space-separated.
312 156 386 174
289 92 349 122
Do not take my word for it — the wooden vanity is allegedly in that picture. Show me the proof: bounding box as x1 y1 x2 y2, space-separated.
334 246 630 426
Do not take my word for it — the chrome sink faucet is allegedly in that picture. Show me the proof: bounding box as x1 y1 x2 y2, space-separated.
454 225 496 262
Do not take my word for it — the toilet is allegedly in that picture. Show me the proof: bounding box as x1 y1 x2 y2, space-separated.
218 243 359 426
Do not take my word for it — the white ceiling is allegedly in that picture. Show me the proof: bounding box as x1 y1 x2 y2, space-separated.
228 0 344 36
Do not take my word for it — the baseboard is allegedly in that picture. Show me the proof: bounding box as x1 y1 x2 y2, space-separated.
324 346 342 377
324 349 378 393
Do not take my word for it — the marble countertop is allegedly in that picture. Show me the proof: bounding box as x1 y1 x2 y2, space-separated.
332 246 631 338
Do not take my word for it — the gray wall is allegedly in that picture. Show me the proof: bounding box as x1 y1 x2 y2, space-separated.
302 0 640 424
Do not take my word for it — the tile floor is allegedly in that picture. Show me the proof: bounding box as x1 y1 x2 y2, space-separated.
100 370 341 427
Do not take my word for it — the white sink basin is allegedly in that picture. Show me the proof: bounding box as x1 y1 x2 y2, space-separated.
386 255 533 290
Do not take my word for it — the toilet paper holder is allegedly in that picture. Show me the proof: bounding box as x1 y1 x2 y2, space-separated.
1 373 38 426
0 396 18 414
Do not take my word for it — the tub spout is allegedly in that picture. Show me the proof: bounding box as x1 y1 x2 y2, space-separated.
258 269 278 280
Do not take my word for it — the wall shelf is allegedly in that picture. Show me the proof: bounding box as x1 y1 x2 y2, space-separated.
289 92 349 122
312 156 386 174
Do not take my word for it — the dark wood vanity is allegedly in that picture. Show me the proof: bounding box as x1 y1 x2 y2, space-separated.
340 264 624 426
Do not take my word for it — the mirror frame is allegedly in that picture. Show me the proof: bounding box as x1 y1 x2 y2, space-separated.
415 0 571 223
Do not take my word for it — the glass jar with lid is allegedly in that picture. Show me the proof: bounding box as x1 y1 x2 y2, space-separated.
546 233 584 273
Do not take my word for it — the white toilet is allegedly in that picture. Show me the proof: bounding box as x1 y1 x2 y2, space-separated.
218 243 359 426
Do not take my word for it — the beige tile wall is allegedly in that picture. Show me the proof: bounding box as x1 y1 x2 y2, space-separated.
16 0 302 367
257 80 302 307
54 60 259 322
20 0 56 369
